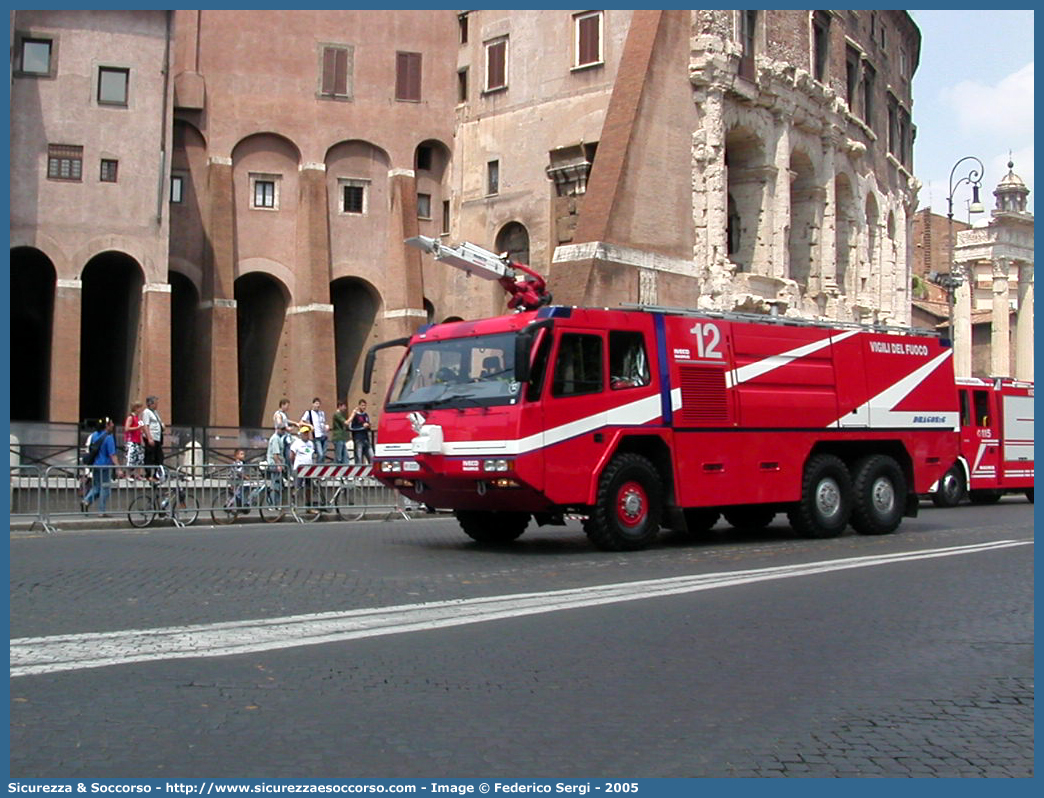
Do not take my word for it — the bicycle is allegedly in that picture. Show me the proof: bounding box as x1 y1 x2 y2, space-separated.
323 473 367 522
210 468 286 524
127 471 200 528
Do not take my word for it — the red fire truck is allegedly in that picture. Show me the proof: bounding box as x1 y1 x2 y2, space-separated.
365 239 960 550
931 376 1034 506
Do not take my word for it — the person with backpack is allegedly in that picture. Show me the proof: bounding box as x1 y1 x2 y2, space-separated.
82 417 117 515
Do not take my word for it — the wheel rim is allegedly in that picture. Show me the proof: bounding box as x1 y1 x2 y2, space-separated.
815 477 842 520
871 476 896 515
616 481 647 528
941 472 959 500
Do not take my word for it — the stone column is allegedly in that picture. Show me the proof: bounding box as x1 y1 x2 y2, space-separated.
137 282 172 416
816 133 838 294
200 156 240 426
770 116 790 280
1015 261 1034 381
953 275 973 378
49 279 82 423
990 258 1011 377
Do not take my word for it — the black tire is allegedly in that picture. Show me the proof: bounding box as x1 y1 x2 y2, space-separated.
1026 488 1034 504
968 489 1002 505
723 506 776 530
680 508 721 538
173 493 200 526
850 455 907 535
210 488 238 525
583 453 663 551
787 454 852 538
294 482 324 522
127 494 155 528
258 486 286 523
931 463 965 507
455 510 529 544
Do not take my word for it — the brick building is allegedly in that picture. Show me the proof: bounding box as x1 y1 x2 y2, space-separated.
11 10 923 428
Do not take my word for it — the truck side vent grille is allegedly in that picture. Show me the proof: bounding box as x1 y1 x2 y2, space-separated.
678 366 729 425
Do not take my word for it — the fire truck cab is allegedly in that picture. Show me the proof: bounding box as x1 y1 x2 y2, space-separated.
368 304 960 551
931 377 1034 506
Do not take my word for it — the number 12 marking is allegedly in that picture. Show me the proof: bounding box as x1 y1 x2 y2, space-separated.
690 322 723 359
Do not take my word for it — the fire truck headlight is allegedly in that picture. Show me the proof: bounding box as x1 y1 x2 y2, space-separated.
381 461 402 473
483 459 511 472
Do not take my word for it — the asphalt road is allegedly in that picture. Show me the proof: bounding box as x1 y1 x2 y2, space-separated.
9 499 1034 778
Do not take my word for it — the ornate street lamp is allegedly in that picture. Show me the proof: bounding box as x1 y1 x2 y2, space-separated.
943 156 985 344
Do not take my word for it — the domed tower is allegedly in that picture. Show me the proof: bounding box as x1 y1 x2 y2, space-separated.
954 159 1033 379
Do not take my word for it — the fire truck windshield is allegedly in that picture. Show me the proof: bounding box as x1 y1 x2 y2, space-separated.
386 332 521 410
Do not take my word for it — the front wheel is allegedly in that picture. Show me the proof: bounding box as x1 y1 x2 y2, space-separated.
931 463 965 507
211 488 238 525
787 454 852 539
584 453 663 551
172 493 200 526
968 489 1002 505
334 482 365 522
127 494 155 528
850 455 906 535
455 510 529 544
258 485 286 523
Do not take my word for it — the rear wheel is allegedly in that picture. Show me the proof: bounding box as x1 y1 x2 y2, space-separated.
850 455 906 535
334 481 366 522
127 494 155 528
584 453 663 551
723 506 776 530
931 463 965 507
679 508 721 539
787 454 851 538
210 488 238 525
1026 488 1034 504
294 481 323 522
455 510 529 544
258 485 286 523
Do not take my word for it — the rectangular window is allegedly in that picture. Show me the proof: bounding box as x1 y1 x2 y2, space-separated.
487 160 500 195
458 13 469 45
97 66 129 105
739 10 757 80
862 62 876 127
99 159 118 183
396 51 422 102
574 11 603 69
417 192 432 219
415 145 432 171
19 37 52 76
170 175 184 203
457 68 468 103
251 175 279 210
812 11 830 82
485 37 508 92
552 333 604 397
319 44 352 98
47 144 83 181
609 331 650 390
339 179 368 214
887 95 898 155
441 200 450 235
845 46 860 112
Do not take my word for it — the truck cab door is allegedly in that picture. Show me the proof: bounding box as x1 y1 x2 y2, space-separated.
965 388 999 489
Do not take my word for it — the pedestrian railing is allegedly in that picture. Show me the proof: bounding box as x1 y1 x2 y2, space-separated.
13 463 419 533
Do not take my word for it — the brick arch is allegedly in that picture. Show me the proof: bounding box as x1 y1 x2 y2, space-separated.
10 247 57 421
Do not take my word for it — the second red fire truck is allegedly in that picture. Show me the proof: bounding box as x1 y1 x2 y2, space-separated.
365 238 964 551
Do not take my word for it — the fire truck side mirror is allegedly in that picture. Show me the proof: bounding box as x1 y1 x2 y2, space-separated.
363 337 411 394
515 320 554 384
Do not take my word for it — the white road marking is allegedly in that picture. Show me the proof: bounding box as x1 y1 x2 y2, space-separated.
11 539 1031 678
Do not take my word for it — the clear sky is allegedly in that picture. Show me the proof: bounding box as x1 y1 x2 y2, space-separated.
909 9 1034 219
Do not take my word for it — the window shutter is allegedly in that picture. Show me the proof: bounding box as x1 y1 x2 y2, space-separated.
487 40 506 90
322 46 348 96
396 52 421 101
578 15 599 65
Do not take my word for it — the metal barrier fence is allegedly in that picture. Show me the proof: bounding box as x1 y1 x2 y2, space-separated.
12 464 420 534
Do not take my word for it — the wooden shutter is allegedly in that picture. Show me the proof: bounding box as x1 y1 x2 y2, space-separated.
322 46 348 96
486 40 506 90
577 14 600 65
396 52 422 101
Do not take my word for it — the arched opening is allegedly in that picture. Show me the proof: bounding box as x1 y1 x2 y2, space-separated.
835 174 855 294
80 252 144 423
495 221 530 266
331 277 381 402
11 247 56 421
169 271 202 425
423 298 435 324
235 272 288 428
725 126 767 273
788 150 818 288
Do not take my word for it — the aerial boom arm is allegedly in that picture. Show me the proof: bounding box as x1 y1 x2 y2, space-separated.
405 235 551 311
